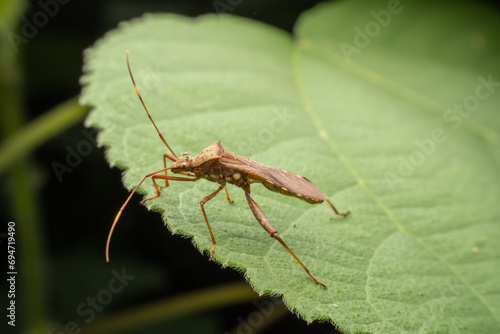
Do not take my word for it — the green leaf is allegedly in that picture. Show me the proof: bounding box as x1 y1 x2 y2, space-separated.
81 1 500 333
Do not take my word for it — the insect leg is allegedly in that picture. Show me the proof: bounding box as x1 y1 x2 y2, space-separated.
244 190 327 289
163 153 177 163
326 199 350 217
141 174 197 204
200 184 226 261
158 154 195 190
224 186 234 205
159 153 177 188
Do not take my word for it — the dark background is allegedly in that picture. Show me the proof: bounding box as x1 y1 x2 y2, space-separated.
1 0 499 333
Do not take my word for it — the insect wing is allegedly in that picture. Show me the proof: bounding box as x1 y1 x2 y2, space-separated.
220 151 328 202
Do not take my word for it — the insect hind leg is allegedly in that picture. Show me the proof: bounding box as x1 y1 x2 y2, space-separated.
326 199 350 217
244 189 327 289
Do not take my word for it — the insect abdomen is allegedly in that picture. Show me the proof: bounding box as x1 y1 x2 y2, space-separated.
262 180 325 204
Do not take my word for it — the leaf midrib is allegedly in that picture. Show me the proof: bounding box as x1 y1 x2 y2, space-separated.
290 38 500 325
298 39 500 146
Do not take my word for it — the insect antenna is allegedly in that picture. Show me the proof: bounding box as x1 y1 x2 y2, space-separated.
126 50 177 159
106 166 174 262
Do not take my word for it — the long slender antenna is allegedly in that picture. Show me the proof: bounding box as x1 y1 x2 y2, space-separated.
106 166 172 262
126 50 177 158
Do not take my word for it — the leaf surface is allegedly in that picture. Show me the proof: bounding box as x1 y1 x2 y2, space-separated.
81 1 500 332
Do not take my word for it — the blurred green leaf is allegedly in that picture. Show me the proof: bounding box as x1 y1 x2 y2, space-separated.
81 1 500 332
0 0 26 32
0 97 89 174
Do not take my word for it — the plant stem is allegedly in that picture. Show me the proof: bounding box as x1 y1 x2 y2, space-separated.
0 97 89 174
82 281 258 333
0 21 50 334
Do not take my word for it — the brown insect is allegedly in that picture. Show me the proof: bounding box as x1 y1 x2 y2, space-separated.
106 51 350 289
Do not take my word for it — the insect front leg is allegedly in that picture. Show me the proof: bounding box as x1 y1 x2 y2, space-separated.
141 174 198 204
159 154 174 189
157 153 196 190
199 184 226 261
244 189 327 289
